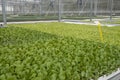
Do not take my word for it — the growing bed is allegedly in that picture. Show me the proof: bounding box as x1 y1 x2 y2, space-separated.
0 22 120 80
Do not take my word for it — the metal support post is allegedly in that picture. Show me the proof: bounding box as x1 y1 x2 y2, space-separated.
94 0 98 16
58 0 61 22
90 0 93 21
39 0 42 16
1 0 7 25
110 0 113 20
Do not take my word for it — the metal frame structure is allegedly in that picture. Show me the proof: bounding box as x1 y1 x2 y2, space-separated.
0 0 120 25
1 0 7 25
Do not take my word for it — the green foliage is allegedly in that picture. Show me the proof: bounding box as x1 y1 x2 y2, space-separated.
9 22 120 45
0 23 120 80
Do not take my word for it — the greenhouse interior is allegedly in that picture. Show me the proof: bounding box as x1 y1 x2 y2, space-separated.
0 0 120 80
